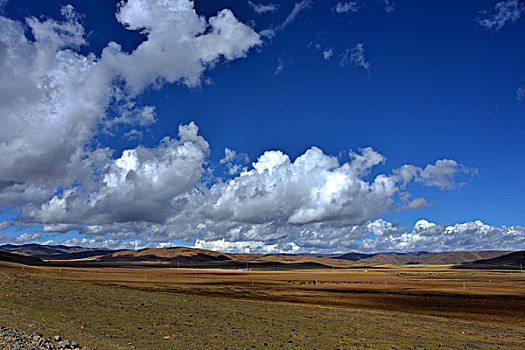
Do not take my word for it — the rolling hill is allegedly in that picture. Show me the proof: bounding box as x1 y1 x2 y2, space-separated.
0 243 516 268
358 251 510 265
461 251 525 269
0 244 117 261
0 250 45 265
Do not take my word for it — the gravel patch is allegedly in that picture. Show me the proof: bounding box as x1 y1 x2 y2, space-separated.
0 327 96 350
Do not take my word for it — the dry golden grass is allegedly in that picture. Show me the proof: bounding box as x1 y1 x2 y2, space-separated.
1 261 525 349
17 263 525 327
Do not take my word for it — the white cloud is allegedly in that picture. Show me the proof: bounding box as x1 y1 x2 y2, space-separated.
105 0 262 93
220 148 249 175
384 0 395 13
0 1 261 207
21 123 209 225
248 1 279 14
196 238 283 254
16 130 474 253
362 219 525 253
334 2 359 14
517 86 525 102
15 233 42 243
478 0 524 30
274 56 285 75
0 1 261 211
323 48 333 60
340 43 370 71
0 221 11 230
281 0 312 29
262 0 312 38
0 9 105 201
417 159 468 190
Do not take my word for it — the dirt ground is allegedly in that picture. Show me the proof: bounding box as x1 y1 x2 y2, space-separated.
1 262 524 349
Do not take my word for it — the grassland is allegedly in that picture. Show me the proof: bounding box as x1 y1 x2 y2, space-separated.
1 262 524 349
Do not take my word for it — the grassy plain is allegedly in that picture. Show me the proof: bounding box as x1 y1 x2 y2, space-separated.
1 262 524 349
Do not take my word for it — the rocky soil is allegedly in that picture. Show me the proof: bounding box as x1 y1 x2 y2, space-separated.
0 327 96 350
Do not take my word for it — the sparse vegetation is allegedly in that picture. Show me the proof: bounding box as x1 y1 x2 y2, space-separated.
1 261 524 349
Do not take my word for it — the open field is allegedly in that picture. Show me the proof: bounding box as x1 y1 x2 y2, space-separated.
1 262 524 349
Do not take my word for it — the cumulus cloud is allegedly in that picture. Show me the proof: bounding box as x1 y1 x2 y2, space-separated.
104 0 262 93
220 148 250 175
334 2 359 14
194 147 394 226
1 1 508 254
340 43 370 71
15 127 475 253
0 1 261 211
362 219 525 253
20 123 209 225
195 238 298 254
191 218 525 254
248 1 279 14
15 233 42 243
0 8 104 200
478 0 524 30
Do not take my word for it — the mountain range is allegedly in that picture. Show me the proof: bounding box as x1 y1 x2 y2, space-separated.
1 243 523 269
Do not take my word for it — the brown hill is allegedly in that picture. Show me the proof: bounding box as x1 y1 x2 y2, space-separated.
359 251 509 265
0 250 45 265
0 244 117 261
463 251 525 269
96 246 234 264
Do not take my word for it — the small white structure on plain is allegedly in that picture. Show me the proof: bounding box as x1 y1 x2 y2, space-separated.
252 277 254 285
463 281 466 291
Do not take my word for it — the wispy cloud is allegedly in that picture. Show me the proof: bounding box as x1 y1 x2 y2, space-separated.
261 0 313 38
281 0 313 29
517 86 525 102
384 0 395 13
248 1 278 14
323 48 333 60
478 0 524 30
340 43 370 71
334 2 359 14
274 56 285 75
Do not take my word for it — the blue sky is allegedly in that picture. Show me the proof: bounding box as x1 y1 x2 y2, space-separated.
0 0 523 252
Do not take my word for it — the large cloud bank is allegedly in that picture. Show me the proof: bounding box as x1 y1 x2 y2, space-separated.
0 0 260 207
0 1 522 253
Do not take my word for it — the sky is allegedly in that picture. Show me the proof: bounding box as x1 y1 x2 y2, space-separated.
0 0 524 253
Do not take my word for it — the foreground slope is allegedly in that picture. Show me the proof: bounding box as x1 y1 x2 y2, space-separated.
1 263 523 350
